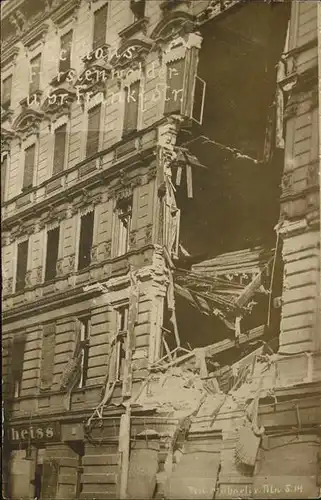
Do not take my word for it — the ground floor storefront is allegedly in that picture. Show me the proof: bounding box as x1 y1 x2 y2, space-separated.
3 390 321 500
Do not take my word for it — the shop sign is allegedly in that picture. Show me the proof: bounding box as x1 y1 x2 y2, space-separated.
5 422 60 443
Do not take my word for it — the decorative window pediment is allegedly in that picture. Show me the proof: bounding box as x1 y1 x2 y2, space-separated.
119 18 149 40
150 12 195 44
110 39 152 71
42 88 76 119
12 109 44 139
21 22 49 49
51 0 81 26
1 127 15 153
1 45 20 70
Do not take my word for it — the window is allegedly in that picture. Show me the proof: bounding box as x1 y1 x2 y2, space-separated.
78 211 94 270
23 143 36 190
1 155 8 202
2 75 12 110
44 227 60 282
86 104 101 157
77 318 90 388
59 31 73 73
123 81 140 137
40 323 56 390
12 337 25 398
115 306 128 381
93 3 108 50
52 124 67 175
29 54 42 94
164 59 185 115
16 240 29 292
115 198 132 256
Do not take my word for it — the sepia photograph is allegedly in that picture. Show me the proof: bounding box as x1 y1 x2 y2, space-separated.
1 0 320 498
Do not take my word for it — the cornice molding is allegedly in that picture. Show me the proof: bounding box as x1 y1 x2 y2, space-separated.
1 45 20 69
51 0 81 26
21 21 49 48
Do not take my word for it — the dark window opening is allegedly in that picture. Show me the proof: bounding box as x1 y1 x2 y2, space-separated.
29 54 41 94
16 240 29 292
78 211 94 270
59 31 73 73
116 305 128 381
53 124 67 175
77 317 90 388
86 104 101 157
164 59 185 115
93 3 108 50
11 337 25 398
23 144 36 190
2 75 12 110
1 154 8 202
123 81 140 137
115 198 132 257
45 227 60 282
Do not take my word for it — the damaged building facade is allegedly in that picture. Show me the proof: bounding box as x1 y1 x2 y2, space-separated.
1 0 320 498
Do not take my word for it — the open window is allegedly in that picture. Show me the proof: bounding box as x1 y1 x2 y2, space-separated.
114 197 132 257
52 123 67 175
29 53 41 94
115 305 128 381
78 210 94 270
11 337 26 398
44 226 60 281
16 240 29 292
2 74 12 110
86 104 101 158
92 3 108 50
77 317 90 389
123 81 140 137
22 143 36 190
1 154 8 202
59 31 73 74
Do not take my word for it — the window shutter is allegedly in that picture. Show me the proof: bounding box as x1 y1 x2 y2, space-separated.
53 124 67 175
1 155 8 201
59 31 72 73
2 75 12 109
123 81 140 137
93 3 108 50
164 59 185 115
45 227 60 281
40 323 56 390
78 211 94 270
23 144 36 189
16 240 29 292
41 459 59 500
86 105 101 157
29 54 41 94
